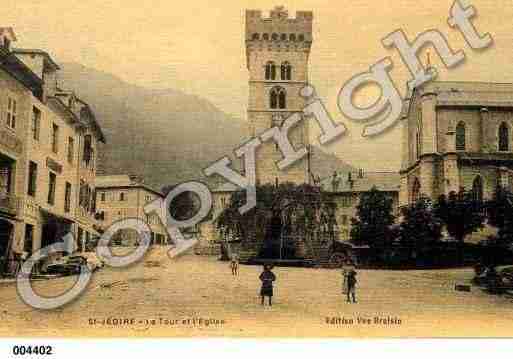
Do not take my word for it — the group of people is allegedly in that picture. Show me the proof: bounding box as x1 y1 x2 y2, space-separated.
230 255 358 306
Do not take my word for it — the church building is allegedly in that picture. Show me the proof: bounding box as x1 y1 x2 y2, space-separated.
400 81 513 206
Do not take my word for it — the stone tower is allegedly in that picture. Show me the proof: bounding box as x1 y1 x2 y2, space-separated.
245 6 313 185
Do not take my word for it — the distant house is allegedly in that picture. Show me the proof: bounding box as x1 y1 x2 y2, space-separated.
321 170 400 242
95 174 170 246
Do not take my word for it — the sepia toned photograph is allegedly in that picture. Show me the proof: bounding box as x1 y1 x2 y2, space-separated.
1 0 513 346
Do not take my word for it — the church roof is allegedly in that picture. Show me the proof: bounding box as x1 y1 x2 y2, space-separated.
404 81 513 115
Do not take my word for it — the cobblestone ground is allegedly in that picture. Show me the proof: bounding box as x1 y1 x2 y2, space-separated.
0 247 512 338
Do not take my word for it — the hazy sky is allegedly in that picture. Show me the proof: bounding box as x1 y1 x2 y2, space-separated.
4 0 512 171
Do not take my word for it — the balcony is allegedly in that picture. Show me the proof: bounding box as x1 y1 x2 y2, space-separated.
0 192 19 216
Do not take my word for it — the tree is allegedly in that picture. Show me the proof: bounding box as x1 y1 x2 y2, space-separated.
487 186 513 245
217 182 338 261
434 189 485 243
399 196 442 259
350 187 395 251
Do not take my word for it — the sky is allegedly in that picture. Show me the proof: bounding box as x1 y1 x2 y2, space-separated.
3 0 512 172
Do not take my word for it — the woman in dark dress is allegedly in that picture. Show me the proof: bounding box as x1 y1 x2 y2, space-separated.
259 264 276 306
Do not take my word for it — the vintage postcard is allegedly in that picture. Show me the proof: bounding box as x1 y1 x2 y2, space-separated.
1 0 513 346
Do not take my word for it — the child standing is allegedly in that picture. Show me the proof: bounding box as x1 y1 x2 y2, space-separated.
230 255 239 276
259 264 276 306
346 267 358 303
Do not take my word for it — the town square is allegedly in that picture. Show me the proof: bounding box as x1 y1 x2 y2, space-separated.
1 0 513 343
1 251 512 337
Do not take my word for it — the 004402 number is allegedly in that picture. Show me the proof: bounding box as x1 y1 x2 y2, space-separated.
12 345 53 356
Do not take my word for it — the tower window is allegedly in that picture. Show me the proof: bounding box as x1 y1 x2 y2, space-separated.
498 122 509 151
262 33 269 41
290 34 296 41
280 33 287 41
270 87 286 109
281 62 292 80
252 33 260 40
456 121 466 151
298 34 305 41
271 33 279 41
265 61 276 80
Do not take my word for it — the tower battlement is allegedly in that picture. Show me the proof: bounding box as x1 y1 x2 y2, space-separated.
245 6 313 43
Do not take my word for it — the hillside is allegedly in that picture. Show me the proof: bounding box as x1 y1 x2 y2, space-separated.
58 63 355 190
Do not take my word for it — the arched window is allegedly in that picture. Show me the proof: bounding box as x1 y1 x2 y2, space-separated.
252 33 260 40
262 33 269 41
271 33 279 41
270 87 286 109
279 89 286 109
411 178 421 204
265 61 276 80
280 33 287 41
280 61 291 80
472 176 484 202
415 120 422 159
456 122 466 151
499 122 509 151
289 34 296 41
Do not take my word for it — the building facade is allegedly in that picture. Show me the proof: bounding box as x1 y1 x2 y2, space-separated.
321 170 400 242
0 27 37 271
245 6 312 185
0 29 105 274
400 81 513 206
95 175 170 245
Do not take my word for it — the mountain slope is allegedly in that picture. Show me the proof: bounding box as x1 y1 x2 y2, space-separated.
58 63 355 190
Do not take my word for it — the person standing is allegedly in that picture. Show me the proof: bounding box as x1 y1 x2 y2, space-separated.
259 264 276 306
230 255 239 276
346 266 358 303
